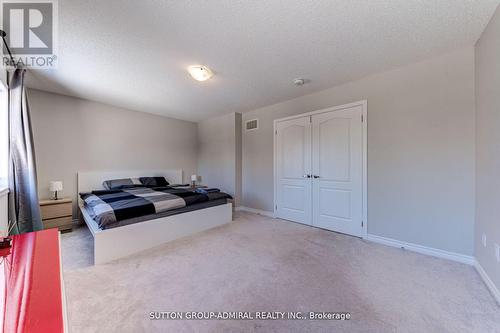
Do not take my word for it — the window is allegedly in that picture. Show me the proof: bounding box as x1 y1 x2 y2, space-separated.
0 80 7 189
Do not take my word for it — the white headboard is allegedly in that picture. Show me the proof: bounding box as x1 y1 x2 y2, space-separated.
77 169 183 194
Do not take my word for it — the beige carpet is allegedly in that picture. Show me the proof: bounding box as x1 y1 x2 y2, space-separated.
61 212 500 332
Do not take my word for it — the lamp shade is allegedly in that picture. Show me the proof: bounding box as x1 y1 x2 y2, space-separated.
191 174 198 182
49 181 63 192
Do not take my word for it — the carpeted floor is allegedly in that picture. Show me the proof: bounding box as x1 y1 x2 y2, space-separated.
61 212 500 333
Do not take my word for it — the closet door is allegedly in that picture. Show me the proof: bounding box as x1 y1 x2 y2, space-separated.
311 106 364 236
275 116 312 225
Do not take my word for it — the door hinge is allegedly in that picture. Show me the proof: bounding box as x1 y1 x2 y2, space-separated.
310 115 312 123
361 220 364 227
361 114 364 122
275 130 277 135
275 204 277 210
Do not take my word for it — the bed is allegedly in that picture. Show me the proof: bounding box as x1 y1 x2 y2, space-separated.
78 169 232 264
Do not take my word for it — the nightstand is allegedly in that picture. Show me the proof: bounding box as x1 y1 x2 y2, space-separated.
39 198 73 232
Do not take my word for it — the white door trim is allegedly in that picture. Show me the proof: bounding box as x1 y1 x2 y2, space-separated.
273 100 367 238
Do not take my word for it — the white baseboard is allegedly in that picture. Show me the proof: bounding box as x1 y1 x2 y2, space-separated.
235 206 275 218
365 234 475 265
73 218 84 226
474 260 500 306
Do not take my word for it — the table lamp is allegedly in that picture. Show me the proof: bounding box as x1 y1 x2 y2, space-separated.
49 181 63 200
191 175 198 187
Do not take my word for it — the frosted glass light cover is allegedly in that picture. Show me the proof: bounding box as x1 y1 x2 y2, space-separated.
188 65 213 81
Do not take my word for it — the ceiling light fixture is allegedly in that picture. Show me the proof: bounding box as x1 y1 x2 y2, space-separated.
188 65 214 82
293 78 306 86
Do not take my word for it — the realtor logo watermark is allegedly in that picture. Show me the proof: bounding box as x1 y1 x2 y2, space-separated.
0 0 58 68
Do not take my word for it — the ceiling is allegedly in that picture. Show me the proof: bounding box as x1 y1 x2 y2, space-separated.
26 0 499 122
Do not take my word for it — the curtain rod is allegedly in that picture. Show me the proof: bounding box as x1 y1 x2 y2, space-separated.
0 29 16 66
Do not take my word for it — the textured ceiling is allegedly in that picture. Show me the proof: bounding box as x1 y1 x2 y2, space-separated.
26 0 499 122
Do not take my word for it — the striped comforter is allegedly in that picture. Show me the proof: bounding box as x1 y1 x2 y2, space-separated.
81 187 229 229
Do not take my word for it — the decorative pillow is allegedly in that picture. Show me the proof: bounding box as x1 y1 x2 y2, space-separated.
139 177 169 187
102 178 142 190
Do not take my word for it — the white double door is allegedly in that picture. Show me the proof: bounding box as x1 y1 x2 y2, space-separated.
275 104 365 237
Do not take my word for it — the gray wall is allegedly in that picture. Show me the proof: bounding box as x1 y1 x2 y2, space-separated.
197 112 242 205
29 89 198 218
242 47 476 256
475 5 500 290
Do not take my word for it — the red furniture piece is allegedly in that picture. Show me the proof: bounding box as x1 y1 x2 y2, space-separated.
1 229 66 333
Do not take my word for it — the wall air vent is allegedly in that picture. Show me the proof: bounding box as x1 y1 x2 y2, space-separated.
245 119 259 131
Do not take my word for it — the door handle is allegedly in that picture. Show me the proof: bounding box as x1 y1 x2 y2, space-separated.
303 174 311 178
313 175 320 178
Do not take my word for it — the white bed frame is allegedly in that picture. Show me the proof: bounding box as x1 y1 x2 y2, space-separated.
78 169 232 265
